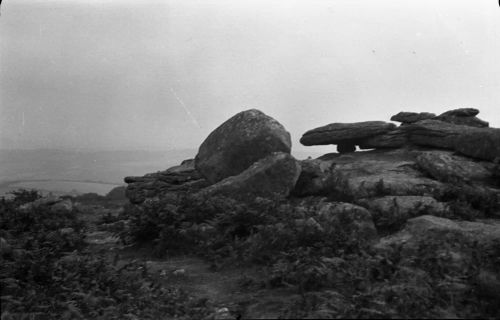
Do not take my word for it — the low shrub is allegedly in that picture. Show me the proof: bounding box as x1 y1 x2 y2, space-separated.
0 190 212 319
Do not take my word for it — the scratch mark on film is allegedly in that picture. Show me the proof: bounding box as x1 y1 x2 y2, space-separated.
170 87 201 129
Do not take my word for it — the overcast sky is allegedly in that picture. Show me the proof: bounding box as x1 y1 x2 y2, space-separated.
1 0 499 152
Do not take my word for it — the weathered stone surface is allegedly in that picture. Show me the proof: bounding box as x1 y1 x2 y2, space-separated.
405 119 478 150
294 149 444 200
376 215 500 265
300 121 396 146
434 115 489 128
328 149 444 199
195 152 301 201
125 159 208 204
438 108 479 117
358 129 408 149
416 150 493 183
195 109 291 183
432 108 488 128
390 112 436 124
316 202 378 243
293 158 336 197
454 128 500 161
358 196 449 228
374 215 500 288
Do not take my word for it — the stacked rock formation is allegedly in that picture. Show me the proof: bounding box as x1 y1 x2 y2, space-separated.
300 108 498 161
124 107 500 305
125 109 301 203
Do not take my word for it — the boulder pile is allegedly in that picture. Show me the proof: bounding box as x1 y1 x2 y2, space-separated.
126 109 301 203
124 107 500 304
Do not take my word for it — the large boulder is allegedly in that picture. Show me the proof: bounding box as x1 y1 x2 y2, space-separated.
294 149 444 200
404 119 478 150
375 215 500 273
327 149 444 199
195 109 291 183
454 128 500 161
416 150 494 184
195 152 301 201
390 111 436 124
300 121 396 146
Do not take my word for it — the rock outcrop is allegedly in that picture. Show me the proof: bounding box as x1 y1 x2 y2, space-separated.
416 150 493 183
122 107 500 318
124 159 208 204
376 214 500 279
195 109 291 184
194 152 301 201
454 128 500 161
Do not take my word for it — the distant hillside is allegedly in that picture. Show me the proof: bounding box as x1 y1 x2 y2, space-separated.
0 148 326 196
0 149 198 195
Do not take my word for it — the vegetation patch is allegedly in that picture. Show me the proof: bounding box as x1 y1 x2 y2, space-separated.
0 190 212 320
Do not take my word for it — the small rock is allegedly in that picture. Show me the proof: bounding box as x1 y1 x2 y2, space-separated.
59 227 75 235
337 143 356 153
173 269 186 276
390 111 436 124
438 108 479 117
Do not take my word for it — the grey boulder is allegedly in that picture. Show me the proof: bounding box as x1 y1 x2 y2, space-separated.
195 109 292 184
195 152 301 201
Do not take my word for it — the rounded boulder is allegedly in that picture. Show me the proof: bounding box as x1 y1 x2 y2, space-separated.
195 109 292 183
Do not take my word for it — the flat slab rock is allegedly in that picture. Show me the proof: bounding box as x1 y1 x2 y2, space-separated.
124 159 208 204
195 109 292 184
293 149 445 199
300 121 396 146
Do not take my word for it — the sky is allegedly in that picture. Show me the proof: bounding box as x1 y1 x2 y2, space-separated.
1 0 499 152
